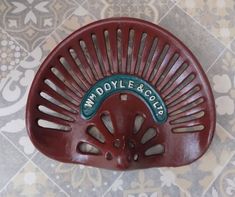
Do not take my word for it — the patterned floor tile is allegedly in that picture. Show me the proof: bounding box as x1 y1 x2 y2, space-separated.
168 123 235 197
34 6 97 64
0 0 78 51
105 169 187 197
230 39 235 54
32 152 123 197
0 47 42 157
0 161 67 197
159 6 225 70
0 1 234 196
80 0 175 23
178 0 235 45
207 49 235 139
0 29 28 80
0 108 36 157
0 134 27 189
204 152 235 197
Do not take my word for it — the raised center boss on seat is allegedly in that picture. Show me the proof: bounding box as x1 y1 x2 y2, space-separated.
26 17 216 170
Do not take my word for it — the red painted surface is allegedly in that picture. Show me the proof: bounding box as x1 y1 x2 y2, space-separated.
26 17 215 170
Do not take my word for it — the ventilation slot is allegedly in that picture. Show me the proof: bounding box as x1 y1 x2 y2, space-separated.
101 113 114 134
145 144 164 156
87 126 105 143
161 62 189 93
135 32 147 74
40 92 77 113
104 30 113 73
141 128 157 144
173 125 204 133
38 105 74 122
37 119 70 131
127 29 135 73
170 111 205 125
165 73 196 99
51 67 82 97
80 40 99 80
169 97 204 116
91 33 106 76
156 53 179 86
133 114 145 134
117 29 122 72
77 142 101 155
149 44 169 81
142 37 158 78
168 85 201 108
60 55 87 91
44 79 79 106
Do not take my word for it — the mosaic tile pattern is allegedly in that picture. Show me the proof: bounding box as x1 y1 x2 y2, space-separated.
204 153 235 197
0 162 67 197
80 0 175 23
178 0 235 45
159 6 224 70
0 0 78 51
207 50 235 139
0 134 27 189
0 0 235 196
33 152 123 197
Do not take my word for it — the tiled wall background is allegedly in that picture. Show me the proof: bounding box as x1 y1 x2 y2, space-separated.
0 0 235 196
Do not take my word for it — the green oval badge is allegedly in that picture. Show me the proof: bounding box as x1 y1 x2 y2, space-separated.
80 75 167 123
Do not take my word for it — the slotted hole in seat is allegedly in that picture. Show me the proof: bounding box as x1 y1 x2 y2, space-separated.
117 29 122 72
104 30 113 73
169 97 205 116
44 79 79 106
133 114 145 134
142 37 158 78
127 29 135 73
51 67 82 97
105 152 113 160
37 119 71 131
141 128 157 144
60 55 87 90
77 142 101 155
165 73 196 99
156 53 179 86
80 40 99 80
149 44 170 81
87 125 105 143
91 33 105 76
167 85 201 107
145 144 164 156
172 125 204 133
40 92 77 113
133 153 139 161
135 32 147 74
161 62 189 93
120 93 128 101
38 105 74 121
101 113 114 134
170 111 205 124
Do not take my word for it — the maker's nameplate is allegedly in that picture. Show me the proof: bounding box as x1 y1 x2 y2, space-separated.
80 75 167 123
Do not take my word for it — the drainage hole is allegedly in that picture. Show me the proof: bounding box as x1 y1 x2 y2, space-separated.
113 139 121 148
105 152 113 160
128 139 135 149
133 154 139 161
